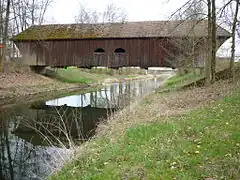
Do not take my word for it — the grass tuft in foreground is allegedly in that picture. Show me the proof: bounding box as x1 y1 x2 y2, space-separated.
50 91 240 180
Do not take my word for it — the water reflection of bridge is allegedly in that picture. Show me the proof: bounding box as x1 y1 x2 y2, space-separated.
0 77 163 180
14 79 157 142
1 78 161 143
45 80 150 109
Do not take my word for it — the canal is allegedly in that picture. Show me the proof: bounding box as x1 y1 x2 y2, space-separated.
0 76 169 180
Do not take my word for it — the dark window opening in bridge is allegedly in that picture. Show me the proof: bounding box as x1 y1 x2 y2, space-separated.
114 48 126 67
114 48 126 53
94 48 105 54
94 48 106 66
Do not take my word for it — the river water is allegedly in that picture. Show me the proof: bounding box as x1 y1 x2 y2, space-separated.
0 76 169 180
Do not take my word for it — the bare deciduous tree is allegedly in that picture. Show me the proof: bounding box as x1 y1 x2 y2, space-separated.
211 0 217 84
75 3 128 24
102 3 127 23
168 0 240 85
0 0 11 72
230 0 239 79
75 4 99 24
205 0 212 85
170 0 206 75
218 0 239 78
12 0 53 33
0 0 53 72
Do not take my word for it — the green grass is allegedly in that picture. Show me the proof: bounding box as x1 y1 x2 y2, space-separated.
45 67 109 84
163 59 236 90
45 67 145 84
119 75 138 79
50 91 240 180
163 72 203 92
163 61 240 91
165 72 200 87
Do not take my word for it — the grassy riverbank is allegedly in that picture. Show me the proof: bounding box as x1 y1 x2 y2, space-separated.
164 72 202 89
162 61 240 91
45 67 148 84
45 67 111 84
0 65 155 105
49 74 240 179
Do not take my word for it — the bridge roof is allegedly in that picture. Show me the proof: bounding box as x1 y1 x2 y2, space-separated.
12 20 231 41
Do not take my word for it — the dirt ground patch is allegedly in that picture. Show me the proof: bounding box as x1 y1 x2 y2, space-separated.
97 79 240 137
0 71 82 105
0 71 57 88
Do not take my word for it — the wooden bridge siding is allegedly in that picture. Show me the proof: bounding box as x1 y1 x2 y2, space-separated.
15 38 167 68
67 38 165 68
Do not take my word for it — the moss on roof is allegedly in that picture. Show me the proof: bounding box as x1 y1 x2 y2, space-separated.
13 24 105 40
12 20 231 41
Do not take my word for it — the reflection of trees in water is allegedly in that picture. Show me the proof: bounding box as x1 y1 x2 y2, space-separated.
0 111 72 180
88 84 131 109
45 79 155 110
88 79 156 109
4 101 115 148
0 78 162 180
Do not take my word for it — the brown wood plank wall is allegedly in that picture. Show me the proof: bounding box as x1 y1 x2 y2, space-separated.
15 38 173 68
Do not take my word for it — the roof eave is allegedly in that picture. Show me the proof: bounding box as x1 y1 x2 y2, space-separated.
11 34 231 42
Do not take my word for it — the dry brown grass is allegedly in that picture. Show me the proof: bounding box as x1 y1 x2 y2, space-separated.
96 78 240 138
49 70 240 180
216 57 231 71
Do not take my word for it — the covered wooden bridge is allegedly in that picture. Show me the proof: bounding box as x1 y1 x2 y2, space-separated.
12 20 230 69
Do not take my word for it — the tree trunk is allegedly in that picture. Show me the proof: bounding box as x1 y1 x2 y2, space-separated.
3 0 10 48
0 0 3 36
205 0 212 85
0 0 11 72
211 0 217 84
230 0 239 80
31 0 35 25
192 37 196 75
0 0 3 72
11 0 20 34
